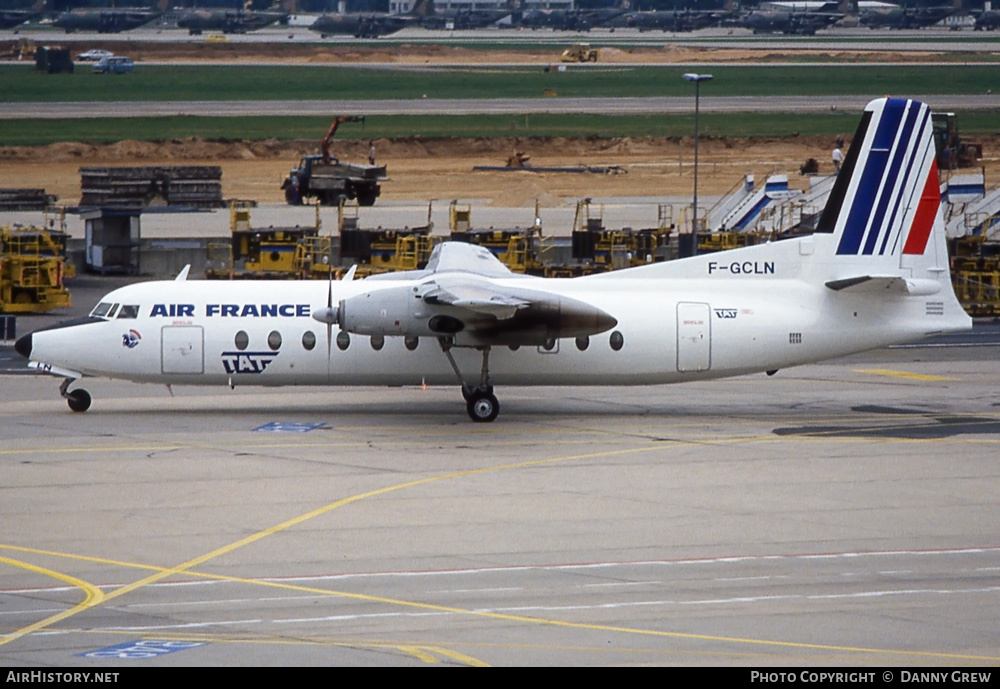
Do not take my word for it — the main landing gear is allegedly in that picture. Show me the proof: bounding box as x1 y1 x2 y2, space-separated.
440 339 500 423
463 385 499 423
60 378 91 412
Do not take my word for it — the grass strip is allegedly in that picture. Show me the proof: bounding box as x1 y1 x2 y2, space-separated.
6 63 1000 102
3 111 998 147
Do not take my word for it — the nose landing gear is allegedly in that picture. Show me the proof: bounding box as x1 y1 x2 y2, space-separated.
59 378 91 412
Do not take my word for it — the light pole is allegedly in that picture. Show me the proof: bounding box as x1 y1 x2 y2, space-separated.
682 73 712 258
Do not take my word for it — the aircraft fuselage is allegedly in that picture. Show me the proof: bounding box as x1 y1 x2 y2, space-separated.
22 233 964 391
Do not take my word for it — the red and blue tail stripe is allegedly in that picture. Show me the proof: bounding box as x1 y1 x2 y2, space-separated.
834 98 939 258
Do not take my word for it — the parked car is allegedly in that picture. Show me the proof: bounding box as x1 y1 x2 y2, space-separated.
93 56 134 74
76 49 113 62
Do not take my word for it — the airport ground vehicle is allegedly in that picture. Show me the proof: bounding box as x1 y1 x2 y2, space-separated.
92 55 134 74
76 49 112 61
560 43 598 62
932 112 982 170
1 223 72 314
282 116 385 206
282 155 385 207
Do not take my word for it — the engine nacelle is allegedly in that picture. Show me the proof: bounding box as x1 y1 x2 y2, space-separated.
337 281 617 346
339 286 460 338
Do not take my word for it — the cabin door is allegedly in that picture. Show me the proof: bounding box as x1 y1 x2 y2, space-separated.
676 302 711 372
161 326 204 375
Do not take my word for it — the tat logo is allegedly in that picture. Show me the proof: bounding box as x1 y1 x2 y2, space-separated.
122 330 141 348
221 351 278 375
714 309 737 319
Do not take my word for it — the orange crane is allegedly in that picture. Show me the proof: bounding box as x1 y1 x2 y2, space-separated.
321 115 364 163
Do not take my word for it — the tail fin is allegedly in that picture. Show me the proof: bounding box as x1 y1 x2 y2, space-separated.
817 97 951 293
411 0 435 17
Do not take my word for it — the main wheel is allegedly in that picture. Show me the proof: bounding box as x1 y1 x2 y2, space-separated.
66 389 91 413
461 384 493 403
466 392 500 423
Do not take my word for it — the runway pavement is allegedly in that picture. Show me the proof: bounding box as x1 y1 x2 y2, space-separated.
7 23 1000 51
1 345 998 665
2 23 1000 667
9 94 1000 119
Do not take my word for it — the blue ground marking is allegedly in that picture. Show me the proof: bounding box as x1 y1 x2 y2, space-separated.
253 421 326 433
77 640 206 659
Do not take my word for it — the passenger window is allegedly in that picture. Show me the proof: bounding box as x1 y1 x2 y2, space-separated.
268 331 282 351
235 331 249 351
117 305 140 319
336 332 350 351
302 331 316 351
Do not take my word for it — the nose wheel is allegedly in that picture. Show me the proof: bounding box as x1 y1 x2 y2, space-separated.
60 379 91 413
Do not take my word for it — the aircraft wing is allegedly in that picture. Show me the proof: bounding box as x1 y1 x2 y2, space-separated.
424 282 529 320
337 276 615 346
328 244 616 346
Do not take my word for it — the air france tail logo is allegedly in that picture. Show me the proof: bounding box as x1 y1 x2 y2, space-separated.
122 330 141 348
836 99 939 258
222 351 278 374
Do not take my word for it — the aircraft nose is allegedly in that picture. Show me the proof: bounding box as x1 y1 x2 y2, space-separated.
14 333 31 359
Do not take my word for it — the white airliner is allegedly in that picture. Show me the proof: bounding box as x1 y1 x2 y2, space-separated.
15 98 972 422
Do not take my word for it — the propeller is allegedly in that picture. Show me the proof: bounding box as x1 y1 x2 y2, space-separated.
310 203 358 358
311 265 355 355
311 233 338 359
324 264 334 359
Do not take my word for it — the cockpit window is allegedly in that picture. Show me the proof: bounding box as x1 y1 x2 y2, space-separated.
106 304 120 319
117 305 140 319
90 302 114 319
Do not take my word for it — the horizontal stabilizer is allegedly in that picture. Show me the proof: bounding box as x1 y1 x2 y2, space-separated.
825 275 941 296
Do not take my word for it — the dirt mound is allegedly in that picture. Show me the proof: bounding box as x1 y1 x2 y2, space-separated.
1 39 960 66
7 133 998 209
9 131 998 168
0 133 838 166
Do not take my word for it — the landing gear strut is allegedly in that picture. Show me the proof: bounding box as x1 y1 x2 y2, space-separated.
440 339 500 423
60 378 91 413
